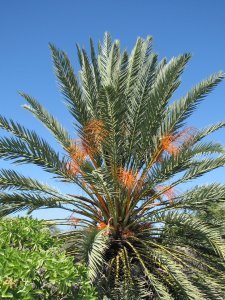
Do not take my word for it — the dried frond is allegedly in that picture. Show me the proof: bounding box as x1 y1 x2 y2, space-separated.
118 168 138 190
65 160 80 176
81 180 88 189
161 127 197 156
83 119 108 155
69 217 81 224
156 185 177 204
67 140 87 165
98 222 107 230
173 127 198 147
161 135 179 155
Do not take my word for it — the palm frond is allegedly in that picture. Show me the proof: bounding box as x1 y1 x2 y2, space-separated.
0 192 66 216
20 93 71 150
0 136 72 182
0 169 58 194
49 44 89 125
164 72 225 132
152 211 225 257
88 229 109 282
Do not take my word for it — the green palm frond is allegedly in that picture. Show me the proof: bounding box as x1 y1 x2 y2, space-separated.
152 212 225 257
126 241 173 300
49 44 89 125
192 121 225 141
20 93 72 150
0 136 68 178
182 155 225 182
181 183 225 205
88 229 109 282
164 72 224 133
143 54 191 135
89 38 101 91
0 192 65 216
98 32 113 84
0 169 58 194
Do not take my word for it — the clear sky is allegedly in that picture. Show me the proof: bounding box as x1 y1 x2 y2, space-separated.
0 0 225 222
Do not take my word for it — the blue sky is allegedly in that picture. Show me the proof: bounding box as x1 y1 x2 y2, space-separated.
0 0 225 222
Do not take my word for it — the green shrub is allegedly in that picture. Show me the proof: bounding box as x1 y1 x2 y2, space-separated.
0 217 59 251
0 217 97 299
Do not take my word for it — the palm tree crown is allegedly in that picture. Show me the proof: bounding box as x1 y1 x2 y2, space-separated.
0 33 225 299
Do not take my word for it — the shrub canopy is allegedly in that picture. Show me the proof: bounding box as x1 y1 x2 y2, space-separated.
0 217 97 299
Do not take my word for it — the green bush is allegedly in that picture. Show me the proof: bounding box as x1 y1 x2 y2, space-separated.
0 217 58 251
0 217 97 299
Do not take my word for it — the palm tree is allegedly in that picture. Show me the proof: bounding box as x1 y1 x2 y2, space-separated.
0 33 225 299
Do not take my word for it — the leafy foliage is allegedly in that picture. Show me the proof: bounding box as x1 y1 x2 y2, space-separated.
0 33 225 299
0 217 97 299
0 217 58 251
